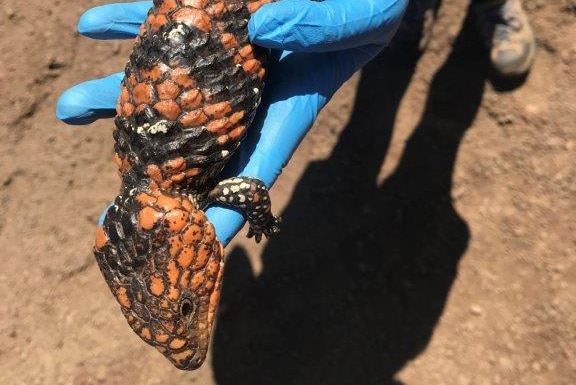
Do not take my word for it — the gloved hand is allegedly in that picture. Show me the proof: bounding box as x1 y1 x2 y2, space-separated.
56 0 407 245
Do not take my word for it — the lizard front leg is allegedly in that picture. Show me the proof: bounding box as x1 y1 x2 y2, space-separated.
207 177 280 243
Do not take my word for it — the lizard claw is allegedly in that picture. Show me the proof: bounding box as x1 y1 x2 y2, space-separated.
247 215 281 244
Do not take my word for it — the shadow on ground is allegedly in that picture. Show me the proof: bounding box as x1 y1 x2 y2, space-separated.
212 8 487 385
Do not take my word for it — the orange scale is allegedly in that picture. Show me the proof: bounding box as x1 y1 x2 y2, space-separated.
160 180 174 190
136 192 157 206
157 195 182 211
121 102 135 117
169 338 187 350
238 45 254 59
206 259 221 280
95 227 109 250
193 244 211 270
115 286 131 308
168 286 180 301
149 14 169 32
167 260 181 287
156 80 181 100
191 272 205 290
207 2 227 18
206 117 231 134
177 245 195 268
126 74 138 88
172 7 211 33
220 32 238 49
146 164 163 181
163 209 190 233
154 100 182 121
158 0 178 14
180 109 208 127
242 59 262 75
133 82 155 105
247 0 274 14
162 157 186 172
155 331 170 344
170 68 197 89
203 101 232 119
179 270 192 289
228 125 247 140
181 198 195 211
119 85 130 104
180 89 203 110
203 223 216 244
192 211 206 225
148 274 166 297
170 350 194 363
182 224 203 244
228 110 245 125
140 327 153 341
139 207 163 230
217 135 229 145
183 169 200 179
170 172 186 183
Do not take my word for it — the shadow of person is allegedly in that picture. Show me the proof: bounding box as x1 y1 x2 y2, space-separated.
212 7 487 385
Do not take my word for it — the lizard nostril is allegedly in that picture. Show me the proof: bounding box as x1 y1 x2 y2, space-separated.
180 299 194 317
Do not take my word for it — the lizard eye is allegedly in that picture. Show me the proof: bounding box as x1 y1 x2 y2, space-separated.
180 299 195 318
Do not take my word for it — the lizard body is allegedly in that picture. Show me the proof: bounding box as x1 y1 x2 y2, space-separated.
93 0 279 370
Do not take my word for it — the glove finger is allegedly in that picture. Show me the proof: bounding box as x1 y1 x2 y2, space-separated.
249 0 407 52
56 72 123 125
78 1 152 39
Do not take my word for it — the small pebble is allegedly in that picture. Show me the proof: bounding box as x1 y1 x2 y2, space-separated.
470 304 484 316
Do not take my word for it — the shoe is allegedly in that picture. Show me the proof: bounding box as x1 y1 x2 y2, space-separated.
474 0 536 77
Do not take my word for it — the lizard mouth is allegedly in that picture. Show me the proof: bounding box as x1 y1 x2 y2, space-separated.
167 347 209 370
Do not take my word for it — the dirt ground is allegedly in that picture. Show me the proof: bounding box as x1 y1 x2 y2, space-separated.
0 0 574 384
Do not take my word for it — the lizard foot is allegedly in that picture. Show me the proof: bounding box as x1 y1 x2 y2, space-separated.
208 176 280 243
247 215 281 243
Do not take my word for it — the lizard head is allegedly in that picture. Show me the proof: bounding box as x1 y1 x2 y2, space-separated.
115 244 225 370
95 194 226 370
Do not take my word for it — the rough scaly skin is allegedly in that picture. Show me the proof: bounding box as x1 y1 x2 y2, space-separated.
93 0 278 370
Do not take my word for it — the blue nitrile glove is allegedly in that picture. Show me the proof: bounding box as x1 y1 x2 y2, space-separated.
56 0 407 245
